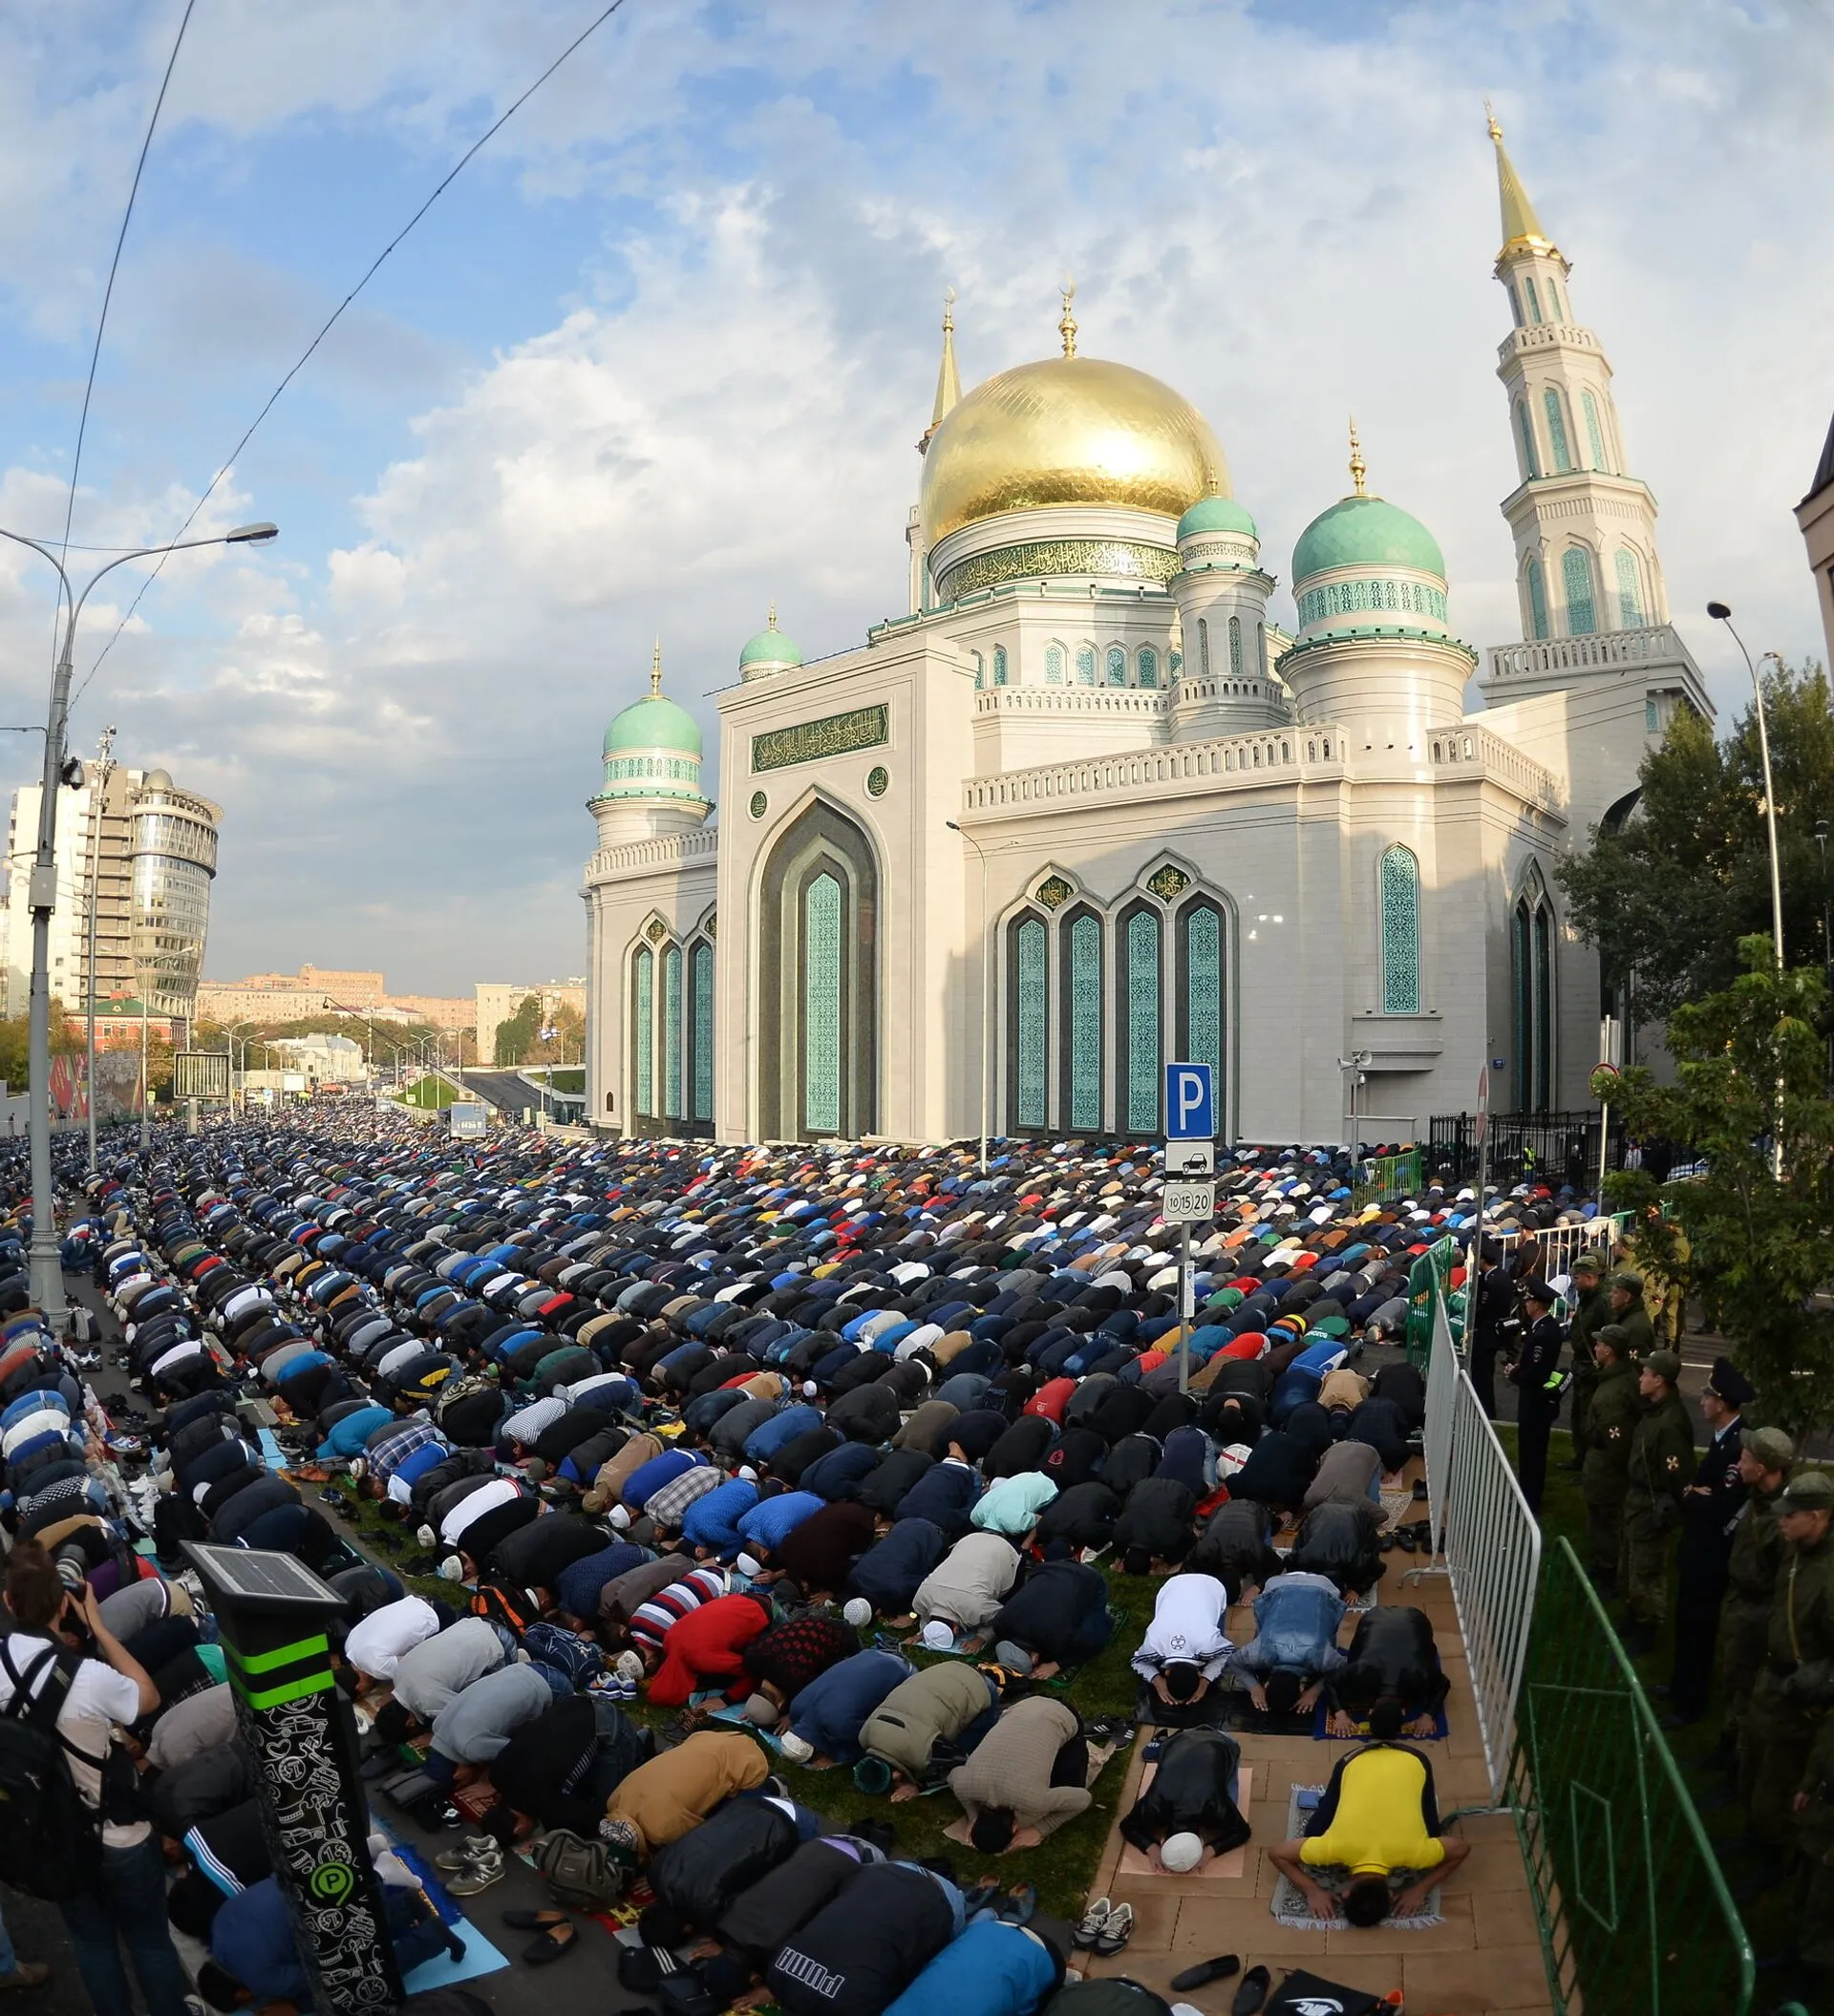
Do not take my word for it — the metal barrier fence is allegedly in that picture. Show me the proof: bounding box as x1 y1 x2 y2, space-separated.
1428 1109 1627 1187
1350 1146 1422 1209
1491 1217 1629 1283
1408 1275 1543 1805
1506 1539 1755 2016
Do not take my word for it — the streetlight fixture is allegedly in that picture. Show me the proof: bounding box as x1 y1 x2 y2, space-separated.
1708 602 1786 1179
945 819 991 1174
83 724 116 1178
0 520 280 1319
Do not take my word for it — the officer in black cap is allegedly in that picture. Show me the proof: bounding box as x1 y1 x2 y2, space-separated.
1657 1355 1754 1728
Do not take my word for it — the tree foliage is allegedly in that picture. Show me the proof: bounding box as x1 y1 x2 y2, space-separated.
1557 660 1834 1019
494 997 582 1067
1601 937 1834 1437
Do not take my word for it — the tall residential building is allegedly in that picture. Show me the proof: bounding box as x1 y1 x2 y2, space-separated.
0 763 222 1026
1797 414 1834 669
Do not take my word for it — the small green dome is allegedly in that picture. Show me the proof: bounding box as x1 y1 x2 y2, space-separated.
603 692 701 758
1292 494 1445 583
738 626 801 673
1177 495 1257 541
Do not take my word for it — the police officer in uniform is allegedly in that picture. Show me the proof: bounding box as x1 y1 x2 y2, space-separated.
1559 1249 1610 1472
1658 1356 1753 1728
1619 1348 1693 1656
1735 1472 1834 1880
1468 1240 1513 1421
1607 1269 1655 1363
1580 1324 1638 1598
1711 1427 1794 1773
1508 1279 1565 1517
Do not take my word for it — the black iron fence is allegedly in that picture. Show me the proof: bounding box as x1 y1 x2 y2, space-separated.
1428 1110 1628 1189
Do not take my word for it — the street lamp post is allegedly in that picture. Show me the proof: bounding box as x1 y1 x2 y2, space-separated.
83 724 116 1177
0 520 278 1319
945 820 991 1174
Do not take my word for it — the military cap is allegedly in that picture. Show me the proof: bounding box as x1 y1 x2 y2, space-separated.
1645 1348 1682 1384
1611 1269 1644 1293
1743 1427 1795 1473
1706 1357 1755 1408
1593 1323 1631 1354
1781 1472 1834 1514
1571 1250 1607 1276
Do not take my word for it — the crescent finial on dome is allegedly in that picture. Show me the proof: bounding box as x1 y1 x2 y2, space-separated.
1058 276 1077 358
1348 417 1367 498
650 637 662 696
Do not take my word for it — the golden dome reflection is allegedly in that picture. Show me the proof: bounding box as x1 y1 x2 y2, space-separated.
920 355 1230 544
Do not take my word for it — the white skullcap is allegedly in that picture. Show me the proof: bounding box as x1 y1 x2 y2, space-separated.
416 1524 437 1549
802 1381 819 1398
842 1598 872 1629
737 1465 758 1482
1159 1832 1204 1872
608 1505 631 1530
438 1556 464 1582
777 1730 814 1766
736 1552 763 1579
921 1620 955 1652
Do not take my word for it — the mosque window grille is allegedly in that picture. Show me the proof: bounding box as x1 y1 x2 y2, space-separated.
1543 389 1573 474
1076 643 1098 686
1013 915 1049 1131
1645 697 1659 733
1511 864 1557 1113
1525 558 1549 641
1546 277 1565 322
1168 649 1183 678
1105 645 1127 687
1583 389 1610 473
1120 906 1162 1135
1378 844 1421 1016
1179 900 1226 1109
994 644 1011 687
632 945 654 1117
1138 645 1159 689
803 873 843 1135
1198 619 1210 677
1614 547 1646 628
1562 546 1597 635
1062 911 1104 1133
1300 580 1447 626
1256 623 1267 678
662 944 684 1119
1042 643 1062 685
1508 283 1524 329
1515 401 1540 480
971 650 985 689
690 943 714 1122
1227 615 1243 676
1525 276 1544 325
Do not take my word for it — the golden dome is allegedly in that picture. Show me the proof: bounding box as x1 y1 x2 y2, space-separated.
920 355 1230 544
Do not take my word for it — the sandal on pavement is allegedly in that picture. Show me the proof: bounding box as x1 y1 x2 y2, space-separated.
1230 1964 1271 2015
501 1909 570 1932
523 1922 580 1965
1093 1901 1134 1956
1072 1897 1113 1950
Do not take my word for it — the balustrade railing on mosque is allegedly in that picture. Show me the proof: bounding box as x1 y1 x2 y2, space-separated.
1426 726 1564 814
973 686 1170 718
1485 623 1687 683
960 723 1343 815
588 827 719 880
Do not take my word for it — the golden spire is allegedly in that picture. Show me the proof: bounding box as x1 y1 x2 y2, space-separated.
1348 416 1367 497
919 289 961 454
649 637 663 697
1058 275 1077 359
767 600 778 630
1484 101 1555 257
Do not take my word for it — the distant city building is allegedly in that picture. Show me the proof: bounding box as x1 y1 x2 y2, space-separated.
476 981 586 1063
196 965 474 1034
271 1032 366 1085
0 761 221 1029
1797 413 1834 671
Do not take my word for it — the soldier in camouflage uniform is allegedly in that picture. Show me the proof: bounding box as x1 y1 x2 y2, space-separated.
1579 1324 1638 1598
1739 1473 1834 1859
1618 1348 1693 1655
1561 1249 1611 1470
1713 1427 1794 1770
1607 1269 1656 1363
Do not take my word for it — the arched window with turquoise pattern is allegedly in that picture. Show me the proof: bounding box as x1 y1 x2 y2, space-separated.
690 943 714 1122
1121 907 1162 1134
1198 620 1210 677
1614 548 1645 628
1524 276 1544 324
803 874 842 1134
1061 911 1103 1132
1543 389 1573 473
1227 616 1242 677
1515 402 1539 480
1508 283 1524 328
1562 546 1596 635
1546 277 1564 322
1582 390 1610 472
1138 645 1159 689
1041 643 1061 685
1379 845 1421 1015
1105 645 1125 686
971 650 984 690
632 945 654 1117
1256 624 1267 678
662 944 683 1119
1013 915 1048 1131
1076 643 1098 686
1178 900 1226 1124
1525 558 1549 640
994 644 1010 686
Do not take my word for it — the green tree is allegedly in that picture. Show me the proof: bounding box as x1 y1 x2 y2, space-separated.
1557 660 1834 1020
494 994 542 1067
1601 936 1834 1437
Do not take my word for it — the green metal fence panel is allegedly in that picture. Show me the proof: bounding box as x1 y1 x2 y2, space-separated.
1403 1234 1459 1369
1506 1538 1754 2016
1350 1145 1422 1211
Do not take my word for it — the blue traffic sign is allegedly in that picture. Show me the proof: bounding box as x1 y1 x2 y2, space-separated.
1163 1061 1215 1140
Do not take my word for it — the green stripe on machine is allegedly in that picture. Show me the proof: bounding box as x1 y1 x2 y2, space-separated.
231 1669 335 1710
225 1634 331 1675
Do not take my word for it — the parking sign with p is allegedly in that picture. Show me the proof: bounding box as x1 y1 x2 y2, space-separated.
1163 1062 1215 1141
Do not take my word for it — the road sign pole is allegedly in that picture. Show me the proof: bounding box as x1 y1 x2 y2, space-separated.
1178 1220 1193 1393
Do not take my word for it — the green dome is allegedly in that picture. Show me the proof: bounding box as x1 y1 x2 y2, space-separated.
1292 495 1444 583
738 626 801 672
603 692 701 757
1177 495 1257 541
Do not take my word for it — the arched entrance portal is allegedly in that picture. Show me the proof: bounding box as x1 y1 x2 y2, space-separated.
758 799 879 1139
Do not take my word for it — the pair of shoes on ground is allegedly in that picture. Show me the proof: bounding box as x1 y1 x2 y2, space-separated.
1072 1896 1134 1955
964 1880 1036 1925
501 1907 580 1964
433 1835 504 1898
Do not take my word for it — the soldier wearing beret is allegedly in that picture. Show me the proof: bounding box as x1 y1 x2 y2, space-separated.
1713 1427 1795 1772
1580 1324 1639 1598
1738 1472 1834 1869
1659 1356 1753 1728
1607 1270 1655 1364
1560 1249 1611 1473
1619 1348 1693 1655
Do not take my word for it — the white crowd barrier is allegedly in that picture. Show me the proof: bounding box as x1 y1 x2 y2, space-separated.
1489 1216 1623 1283
1410 1284 1544 1806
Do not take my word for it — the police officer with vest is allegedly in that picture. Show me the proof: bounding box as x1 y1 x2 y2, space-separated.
1656 1356 1753 1728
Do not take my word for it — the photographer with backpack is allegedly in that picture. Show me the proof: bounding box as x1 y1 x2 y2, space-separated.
0 1541 191 2016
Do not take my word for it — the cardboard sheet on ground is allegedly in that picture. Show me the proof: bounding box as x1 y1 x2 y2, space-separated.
1268 1784 1443 1930
1112 1763 1253 1878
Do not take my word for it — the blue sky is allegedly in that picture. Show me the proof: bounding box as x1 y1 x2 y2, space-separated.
0 0 1828 993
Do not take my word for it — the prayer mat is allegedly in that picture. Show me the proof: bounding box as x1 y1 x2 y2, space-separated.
1112 1763 1253 1879
1312 1702 1449 1742
1268 1784 1443 1930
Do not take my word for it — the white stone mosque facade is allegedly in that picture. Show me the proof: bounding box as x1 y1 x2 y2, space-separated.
580 121 1711 1149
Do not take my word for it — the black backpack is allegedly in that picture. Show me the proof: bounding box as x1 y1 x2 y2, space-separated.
0 1641 103 1900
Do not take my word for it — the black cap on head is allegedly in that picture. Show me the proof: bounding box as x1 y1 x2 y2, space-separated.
1707 1356 1755 1407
